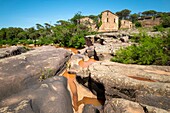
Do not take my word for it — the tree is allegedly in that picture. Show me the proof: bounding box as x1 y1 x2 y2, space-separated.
70 11 84 25
116 11 122 19
44 23 52 29
17 31 28 39
56 20 70 26
0 28 7 40
121 9 131 19
36 23 44 30
5 27 23 39
130 13 139 23
142 10 157 17
135 21 142 27
25 27 36 34
116 9 131 20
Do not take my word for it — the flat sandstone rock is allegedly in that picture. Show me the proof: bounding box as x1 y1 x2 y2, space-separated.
0 46 71 101
77 61 170 111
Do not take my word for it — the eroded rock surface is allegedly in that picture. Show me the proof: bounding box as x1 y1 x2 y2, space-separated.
0 76 73 113
0 46 28 59
104 98 169 113
84 33 133 61
0 46 71 101
77 61 170 111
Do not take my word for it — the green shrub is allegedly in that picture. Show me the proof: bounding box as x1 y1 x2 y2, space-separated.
111 33 170 65
161 15 170 28
135 21 142 27
153 25 164 32
25 39 34 44
36 37 54 45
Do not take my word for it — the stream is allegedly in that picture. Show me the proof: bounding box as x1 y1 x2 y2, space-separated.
61 48 104 112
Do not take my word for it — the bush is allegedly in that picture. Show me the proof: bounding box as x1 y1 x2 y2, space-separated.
36 37 54 45
68 35 85 48
111 33 170 65
161 15 170 28
153 25 164 32
135 21 142 27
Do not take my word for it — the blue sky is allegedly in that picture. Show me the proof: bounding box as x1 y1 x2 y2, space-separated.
0 0 170 28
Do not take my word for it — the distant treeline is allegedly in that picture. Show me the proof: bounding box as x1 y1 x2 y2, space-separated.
0 9 170 47
0 14 96 48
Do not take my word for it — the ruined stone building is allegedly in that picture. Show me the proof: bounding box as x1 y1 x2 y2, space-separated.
120 20 133 29
80 10 133 32
98 10 119 32
79 17 97 31
138 17 161 27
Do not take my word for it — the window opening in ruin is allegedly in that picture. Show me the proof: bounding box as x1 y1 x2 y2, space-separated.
107 12 109 16
114 19 115 23
107 18 109 22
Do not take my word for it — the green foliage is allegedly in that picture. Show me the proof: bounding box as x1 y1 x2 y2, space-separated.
17 31 28 39
130 13 139 23
118 19 121 28
111 32 170 65
97 21 102 29
70 11 84 25
0 17 90 49
116 9 131 20
153 25 164 32
135 21 142 27
161 15 170 28
52 21 89 48
36 37 54 45
88 14 102 29
39 68 53 81
142 10 157 17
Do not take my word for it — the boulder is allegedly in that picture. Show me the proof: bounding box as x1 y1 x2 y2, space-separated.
85 35 94 47
0 46 71 101
120 35 129 42
77 61 170 110
0 76 73 113
67 54 83 74
78 46 99 60
82 104 100 113
104 98 169 113
0 99 34 113
0 46 28 59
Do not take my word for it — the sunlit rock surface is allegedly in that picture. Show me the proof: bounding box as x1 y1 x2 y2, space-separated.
0 46 71 101
0 76 73 113
77 61 170 111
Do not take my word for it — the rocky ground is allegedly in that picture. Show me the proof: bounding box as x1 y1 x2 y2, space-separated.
72 32 170 113
0 30 170 113
0 46 73 113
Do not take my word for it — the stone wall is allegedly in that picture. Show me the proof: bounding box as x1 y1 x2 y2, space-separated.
99 10 119 32
138 17 161 27
80 17 97 31
120 20 132 29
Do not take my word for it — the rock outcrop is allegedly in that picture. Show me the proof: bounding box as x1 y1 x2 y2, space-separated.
84 33 132 61
0 46 71 101
104 98 169 113
0 76 73 113
0 46 28 59
82 104 100 113
77 61 170 112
